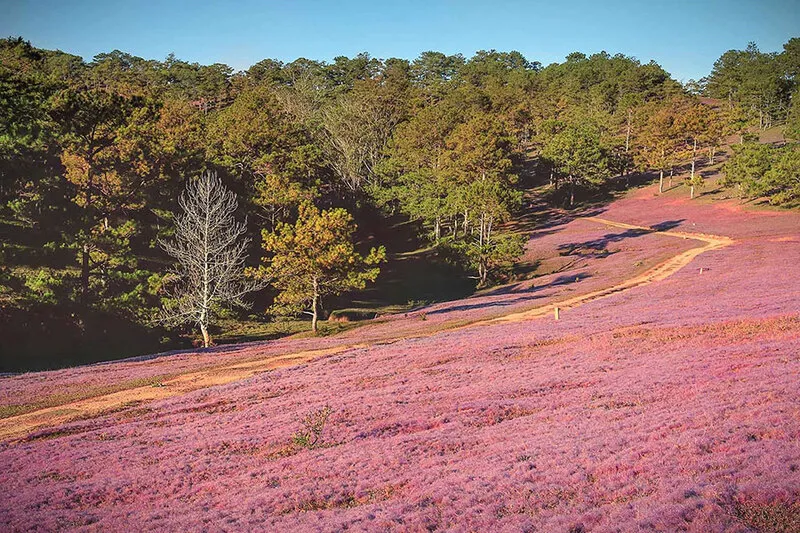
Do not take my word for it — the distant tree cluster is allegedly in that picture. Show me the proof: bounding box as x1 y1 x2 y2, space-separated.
701 40 799 132
723 143 800 206
1 35 798 354
702 39 800 206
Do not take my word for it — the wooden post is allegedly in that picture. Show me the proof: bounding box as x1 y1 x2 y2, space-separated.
554 307 560 320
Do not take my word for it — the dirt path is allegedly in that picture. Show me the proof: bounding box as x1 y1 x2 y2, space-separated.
485 217 734 324
0 345 365 442
0 217 734 443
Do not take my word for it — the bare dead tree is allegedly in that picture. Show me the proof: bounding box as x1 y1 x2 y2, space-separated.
319 89 401 192
157 171 262 347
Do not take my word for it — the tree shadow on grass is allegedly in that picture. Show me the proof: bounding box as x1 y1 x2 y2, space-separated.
557 219 685 259
425 273 592 316
510 195 610 237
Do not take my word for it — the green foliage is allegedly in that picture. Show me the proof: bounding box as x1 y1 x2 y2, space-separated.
254 202 386 330
685 173 705 199
21 268 70 305
442 231 527 286
383 108 524 285
704 42 792 130
483 232 527 279
786 88 800 141
722 143 776 196
291 405 333 449
763 145 800 206
723 143 800 206
377 97 464 235
3 34 798 368
207 85 306 175
542 121 611 204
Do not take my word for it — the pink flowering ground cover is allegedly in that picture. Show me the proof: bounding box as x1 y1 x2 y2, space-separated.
1 184 799 531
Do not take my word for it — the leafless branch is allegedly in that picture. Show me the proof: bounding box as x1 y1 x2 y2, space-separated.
154 171 264 346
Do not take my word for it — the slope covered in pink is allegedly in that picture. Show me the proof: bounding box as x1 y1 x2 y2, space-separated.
1 187 799 532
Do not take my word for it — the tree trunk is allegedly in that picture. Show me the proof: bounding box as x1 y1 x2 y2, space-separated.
81 166 94 305
200 323 211 348
198 306 211 348
659 169 664 194
668 168 673 188
569 178 575 207
478 211 485 249
690 185 695 199
311 277 319 334
81 243 90 303
690 138 697 179
625 108 632 153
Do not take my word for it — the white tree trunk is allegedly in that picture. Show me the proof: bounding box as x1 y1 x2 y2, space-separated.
625 108 632 153
311 277 319 333
200 323 211 348
158 172 262 342
569 177 575 206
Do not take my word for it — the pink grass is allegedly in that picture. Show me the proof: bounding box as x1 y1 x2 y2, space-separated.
1 184 799 531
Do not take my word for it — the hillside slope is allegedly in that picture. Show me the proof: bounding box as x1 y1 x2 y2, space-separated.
1 183 799 532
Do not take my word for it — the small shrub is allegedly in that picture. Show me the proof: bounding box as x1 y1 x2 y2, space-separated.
292 405 333 449
328 308 377 322
406 299 427 309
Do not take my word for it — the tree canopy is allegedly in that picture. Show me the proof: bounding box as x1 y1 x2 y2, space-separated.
2 35 798 366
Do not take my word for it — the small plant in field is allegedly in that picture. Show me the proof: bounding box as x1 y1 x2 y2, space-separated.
292 405 333 449
406 299 427 309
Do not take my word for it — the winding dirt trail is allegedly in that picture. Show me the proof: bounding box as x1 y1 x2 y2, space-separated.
0 217 734 443
485 217 734 324
0 345 367 442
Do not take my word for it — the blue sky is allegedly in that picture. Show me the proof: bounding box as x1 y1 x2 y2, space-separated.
3 0 798 82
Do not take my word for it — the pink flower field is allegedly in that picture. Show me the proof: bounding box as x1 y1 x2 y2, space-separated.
2 186 799 532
